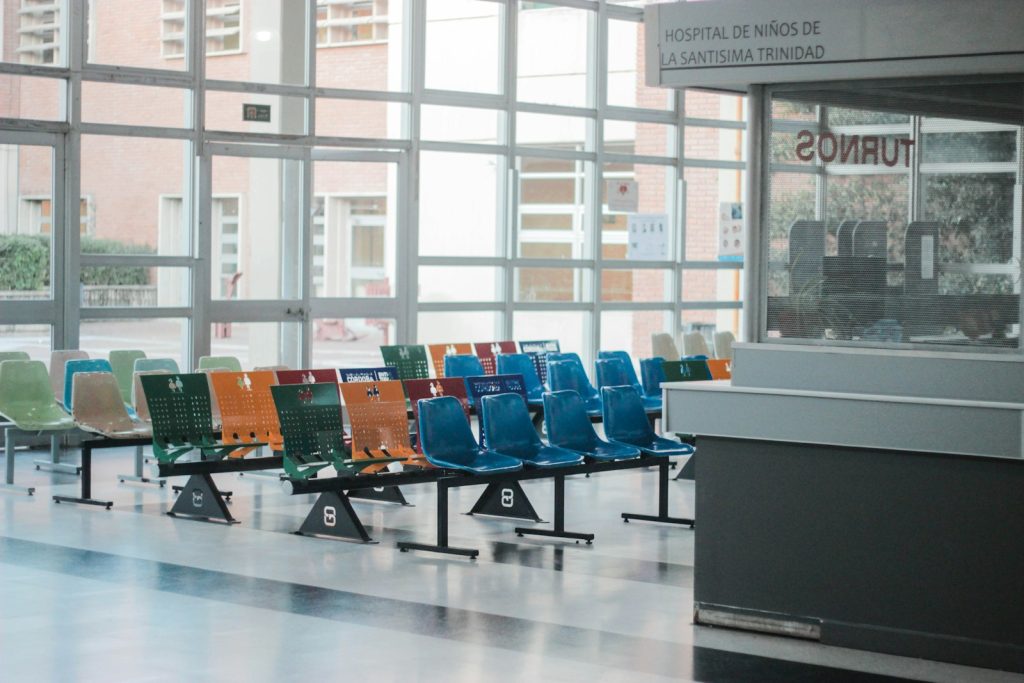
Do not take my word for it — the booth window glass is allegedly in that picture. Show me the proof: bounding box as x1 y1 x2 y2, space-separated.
764 80 1023 351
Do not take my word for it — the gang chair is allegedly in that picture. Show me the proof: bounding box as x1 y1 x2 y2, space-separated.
480 393 584 468
543 390 640 462
415 396 522 474
601 386 695 458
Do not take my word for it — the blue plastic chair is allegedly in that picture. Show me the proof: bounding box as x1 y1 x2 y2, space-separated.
598 350 644 384
495 353 544 405
417 396 523 474
443 354 485 380
601 386 694 457
595 357 661 412
543 391 639 461
640 357 666 401
548 359 602 416
134 358 180 374
63 358 114 411
480 393 584 468
546 352 585 376
682 354 709 361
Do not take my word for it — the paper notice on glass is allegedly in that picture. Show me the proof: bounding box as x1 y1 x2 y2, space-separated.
921 235 934 279
607 180 639 212
627 213 668 260
718 202 744 260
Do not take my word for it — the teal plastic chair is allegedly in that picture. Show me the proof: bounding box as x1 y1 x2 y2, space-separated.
416 396 522 474
548 359 602 416
443 354 485 380
134 357 180 374
481 393 584 468
601 386 694 457
596 357 660 412
63 358 114 411
639 357 667 404
495 353 544 406
543 391 640 461
198 356 243 372
109 350 147 404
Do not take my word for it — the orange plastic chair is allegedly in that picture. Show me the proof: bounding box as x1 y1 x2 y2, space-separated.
706 359 733 380
209 371 283 451
339 380 420 470
426 343 472 378
473 341 517 375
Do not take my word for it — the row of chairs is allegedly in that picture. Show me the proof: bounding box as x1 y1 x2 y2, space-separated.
381 340 559 383
652 330 735 361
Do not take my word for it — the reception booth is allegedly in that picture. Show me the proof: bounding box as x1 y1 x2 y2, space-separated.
646 0 1024 672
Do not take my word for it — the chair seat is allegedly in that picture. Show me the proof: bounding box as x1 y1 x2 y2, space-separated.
616 435 694 457
424 448 523 474
3 405 75 432
80 422 152 439
642 396 662 411
584 440 641 461
507 444 585 468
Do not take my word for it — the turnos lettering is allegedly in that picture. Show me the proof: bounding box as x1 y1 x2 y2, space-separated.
795 130 915 167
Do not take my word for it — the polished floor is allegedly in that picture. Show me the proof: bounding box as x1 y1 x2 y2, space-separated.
1 444 1021 682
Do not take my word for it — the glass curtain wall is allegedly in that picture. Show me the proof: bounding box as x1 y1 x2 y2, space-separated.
0 0 746 369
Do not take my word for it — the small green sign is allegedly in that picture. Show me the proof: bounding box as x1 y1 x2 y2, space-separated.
242 103 272 122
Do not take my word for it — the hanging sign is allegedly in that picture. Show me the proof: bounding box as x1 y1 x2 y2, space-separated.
627 213 669 261
607 180 639 212
243 103 272 122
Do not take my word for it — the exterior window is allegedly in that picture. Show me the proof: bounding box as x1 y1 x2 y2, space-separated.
162 0 242 59
313 195 387 298
316 0 389 46
18 0 61 65
214 197 241 297
20 197 92 235
312 196 326 296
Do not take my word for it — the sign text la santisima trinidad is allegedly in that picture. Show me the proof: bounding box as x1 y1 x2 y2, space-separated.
662 20 825 69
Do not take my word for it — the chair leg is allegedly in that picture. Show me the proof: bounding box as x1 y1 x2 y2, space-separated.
34 433 80 475
622 460 694 527
118 445 166 487
398 480 478 558
53 442 113 509
516 475 594 544
1 427 35 495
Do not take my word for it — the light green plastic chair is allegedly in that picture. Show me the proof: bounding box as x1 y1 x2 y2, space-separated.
198 355 242 372
0 360 76 432
109 350 147 404
0 351 30 363
134 357 180 374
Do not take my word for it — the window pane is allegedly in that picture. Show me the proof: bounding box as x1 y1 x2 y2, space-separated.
516 267 589 303
601 310 673 361
315 99 406 139
7 0 66 67
80 136 190 256
685 167 747 262
82 266 189 307
682 309 742 353
81 318 188 369
421 105 502 145
517 112 590 152
519 156 589 259
312 160 397 298
517 3 590 108
88 0 184 70
513 310 587 360
419 152 502 258
419 266 502 303
204 0 306 86
0 323 51 362
604 119 675 157
206 91 306 136
316 0 406 91
685 126 746 162
0 74 63 121
425 0 501 94
607 18 671 110
602 269 672 303
210 322 301 369
686 90 746 122
681 268 744 303
0 144 54 299
603 163 676 260
312 316 394 368
82 82 188 128
418 311 501 344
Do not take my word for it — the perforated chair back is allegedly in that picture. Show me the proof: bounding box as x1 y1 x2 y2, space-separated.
140 373 218 458
480 392 541 458
209 371 282 449
64 358 114 411
495 353 544 403
404 378 470 423
601 386 656 444
276 368 338 385
547 359 601 412
271 382 347 479
134 357 180 374
473 341 516 375
0 360 74 431
49 349 88 400
426 343 472 378
198 355 242 372
682 332 710 358
640 357 666 400
663 359 712 382
706 359 733 380
339 380 415 461
597 350 641 386
132 370 171 422
518 340 560 354
714 331 735 360
72 372 149 437
380 344 430 380
0 351 30 363
443 354 485 381
651 333 679 361
109 349 147 403
338 366 398 382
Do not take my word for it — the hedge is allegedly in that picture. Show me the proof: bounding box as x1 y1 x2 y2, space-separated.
0 234 154 290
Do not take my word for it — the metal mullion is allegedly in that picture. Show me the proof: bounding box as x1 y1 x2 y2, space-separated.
418 256 508 267
202 141 308 159
603 259 675 270
605 4 642 22
205 79 313 98
683 260 744 270
79 66 193 88
421 90 505 110
314 86 413 103
202 130 314 146
78 123 193 139
585 3 603 359
311 136 411 150
513 146 596 162
0 117 69 134
682 158 745 171
770 162 822 175
600 302 674 312
0 129 63 145
531 0 598 12
403 0 424 344
310 148 403 163
919 162 1018 174
0 62 71 78
0 300 58 323
515 100 597 119
603 105 677 124
417 302 505 313
603 152 676 166
512 302 592 312
80 254 194 268
58 0 83 351
680 301 744 311
683 116 747 131
419 140 506 155
187 0 202 369
80 307 193 320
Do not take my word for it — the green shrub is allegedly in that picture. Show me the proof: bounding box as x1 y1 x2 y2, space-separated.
0 234 49 290
80 236 153 286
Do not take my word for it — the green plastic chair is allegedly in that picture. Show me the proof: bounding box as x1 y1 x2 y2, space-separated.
380 345 430 381
198 356 243 372
270 382 396 481
0 360 75 431
134 358 180 375
0 351 30 363
139 372 259 464
109 350 147 403
662 359 713 382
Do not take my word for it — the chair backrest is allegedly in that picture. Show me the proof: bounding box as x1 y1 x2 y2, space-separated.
417 396 482 465
49 349 88 399
639 357 666 398
380 344 430 380
495 353 543 398
651 332 680 360
518 340 560 354
601 386 656 444
543 390 599 452
706 358 733 380
426 343 473 378
473 341 516 375
134 357 180 374
132 369 171 422
276 368 338 385
338 366 398 382
682 332 710 358
270 382 347 468
465 374 528 445
547 359 599 401
595 357 638 391
209 371 282 447
547 351 584 371
72 372 135 434
254 365 290 371
443 354 485 380
480 392 540 458
404 378 470 422
528 352 549 384
140 373 217 448
714 331 736 360
109 349 147 403
597 350 641 386
662 359 712 382
0 351 30 363
64 358 114 410
339 380 414 458
198 355 243 372
0 360 66 423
